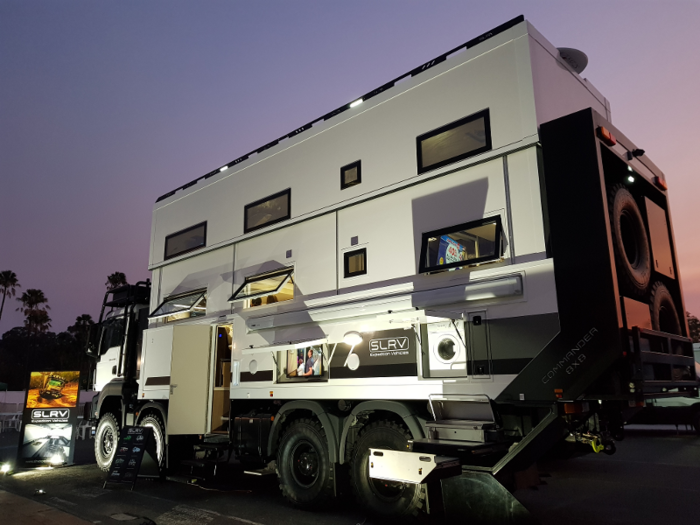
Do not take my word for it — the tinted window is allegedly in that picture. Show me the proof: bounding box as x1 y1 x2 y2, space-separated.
244 189 291 233
417 109 491 174
419 216 503 273
164 222 206 260
341 160 362 190
344 248 367 278
229 267 295 309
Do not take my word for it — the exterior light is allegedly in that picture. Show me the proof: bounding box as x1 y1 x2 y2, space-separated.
1 463 10 473
343 331 363 346
350 99 363 108
219 166 228 172
627 175 635 183
49 455 64 465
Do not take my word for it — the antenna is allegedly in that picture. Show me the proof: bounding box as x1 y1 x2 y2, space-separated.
557 47 588 74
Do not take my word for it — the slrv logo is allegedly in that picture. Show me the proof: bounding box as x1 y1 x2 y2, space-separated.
369 337 410 356
32 409 69 419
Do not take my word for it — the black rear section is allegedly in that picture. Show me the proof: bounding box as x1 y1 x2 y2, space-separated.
498 108 697 405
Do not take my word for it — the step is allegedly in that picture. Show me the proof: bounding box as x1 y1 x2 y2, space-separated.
426 419 503 443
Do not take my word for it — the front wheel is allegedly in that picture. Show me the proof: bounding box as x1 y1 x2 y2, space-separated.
94 412 120 472
276 418 334 509
349 420 425 518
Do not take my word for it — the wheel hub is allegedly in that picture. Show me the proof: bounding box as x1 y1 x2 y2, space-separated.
102 428 114 455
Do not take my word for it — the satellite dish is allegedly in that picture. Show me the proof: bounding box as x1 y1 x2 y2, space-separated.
557 47 588 74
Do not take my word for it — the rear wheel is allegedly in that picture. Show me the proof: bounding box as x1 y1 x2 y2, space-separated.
138 413 166 468
94 412 119 472
349 420 424 518
650 282 681 335
276 418 334 509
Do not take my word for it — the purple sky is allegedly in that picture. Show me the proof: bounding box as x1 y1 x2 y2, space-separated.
1 1 699 333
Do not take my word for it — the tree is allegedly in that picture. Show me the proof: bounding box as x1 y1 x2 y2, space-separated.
688 312 700 343
0 270 20 322
106 272 128 290
16 288 50 335
67 314 94 349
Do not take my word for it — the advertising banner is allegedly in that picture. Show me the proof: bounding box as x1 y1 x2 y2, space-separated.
104 426 160 489
329 328 417 379
17 371 80 468
437 235 465 266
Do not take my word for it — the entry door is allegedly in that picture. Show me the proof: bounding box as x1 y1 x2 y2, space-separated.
168 324 212 435
468 312 492 379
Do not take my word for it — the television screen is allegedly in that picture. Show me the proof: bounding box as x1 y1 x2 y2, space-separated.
286 345 324 378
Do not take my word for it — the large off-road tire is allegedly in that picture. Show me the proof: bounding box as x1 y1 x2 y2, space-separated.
138 413 166 468
349 420 425 518
650 282 681 335
276 418 334 509
609 184 651 295
94 412 120 472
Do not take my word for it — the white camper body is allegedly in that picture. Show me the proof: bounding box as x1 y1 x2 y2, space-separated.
87 16 696 520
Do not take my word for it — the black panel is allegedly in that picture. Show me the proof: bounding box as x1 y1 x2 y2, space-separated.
240 370 274 383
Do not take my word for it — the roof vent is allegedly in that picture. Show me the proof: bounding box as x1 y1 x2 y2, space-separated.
557 47 588 74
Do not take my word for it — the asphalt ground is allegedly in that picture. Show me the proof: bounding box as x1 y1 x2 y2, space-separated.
1 425 699 525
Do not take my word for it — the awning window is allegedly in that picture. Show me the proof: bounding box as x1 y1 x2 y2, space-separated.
229 267 294 303
149 289 207 320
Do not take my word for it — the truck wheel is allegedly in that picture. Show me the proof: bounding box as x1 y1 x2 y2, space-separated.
94 412 120 472
349 420 424 517
138 413 165 468
609 184 651 295
276 418 334 509
650 282 681 335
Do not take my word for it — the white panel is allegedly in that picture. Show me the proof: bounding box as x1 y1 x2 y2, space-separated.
234 213 336 299
139 325 174 400
337 158 506 289
528 32 608 127
150 30 540 267
168 324 211 435
507 148 546 259
159 245 234 318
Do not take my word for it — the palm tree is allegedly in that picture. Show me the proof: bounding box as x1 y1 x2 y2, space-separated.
24 309 51 334
67 314 94 347
17 289 50 335
106 272 128 290
0 270 20 322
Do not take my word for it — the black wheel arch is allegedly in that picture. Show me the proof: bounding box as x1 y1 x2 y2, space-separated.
136 402 168 427
339 400 427 464
267 400 341 463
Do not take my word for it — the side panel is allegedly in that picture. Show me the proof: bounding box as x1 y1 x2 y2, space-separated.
168 324 212 435
157 245 234 319
337 158 507 289
139 325 174 400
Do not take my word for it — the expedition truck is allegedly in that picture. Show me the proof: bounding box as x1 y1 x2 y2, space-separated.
85 16 698 521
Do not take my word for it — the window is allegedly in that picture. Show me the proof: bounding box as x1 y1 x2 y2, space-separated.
341 160 362 190
149 289 207 322
416 109 491 174
418 216 503 273
344 248 367 278
229 267 294 308
164 222 207 260
244 189 291 233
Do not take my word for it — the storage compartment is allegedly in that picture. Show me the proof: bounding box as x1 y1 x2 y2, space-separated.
234 413 272 464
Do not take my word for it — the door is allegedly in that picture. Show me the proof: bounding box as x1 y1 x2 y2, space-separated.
468 311 492 379
168 324 212 435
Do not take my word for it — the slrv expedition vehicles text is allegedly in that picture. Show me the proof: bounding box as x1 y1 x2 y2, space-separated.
85 16 698 521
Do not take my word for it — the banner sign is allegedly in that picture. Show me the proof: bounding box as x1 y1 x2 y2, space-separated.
104 426 160 489
437 235 465 266
330 328 418 379
17 371 80 468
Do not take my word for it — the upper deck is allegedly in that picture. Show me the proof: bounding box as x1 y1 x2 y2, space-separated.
148 16 609 271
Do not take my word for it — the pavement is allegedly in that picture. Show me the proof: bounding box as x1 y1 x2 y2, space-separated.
0 489 93 524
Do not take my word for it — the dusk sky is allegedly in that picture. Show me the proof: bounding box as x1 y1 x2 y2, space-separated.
1 1 699 333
